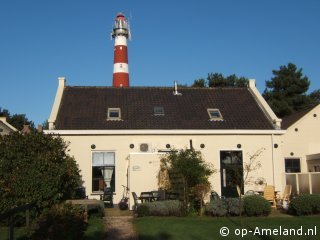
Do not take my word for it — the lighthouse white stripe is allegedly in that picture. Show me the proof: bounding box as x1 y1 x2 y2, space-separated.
115 35 128 46
113 63 129 73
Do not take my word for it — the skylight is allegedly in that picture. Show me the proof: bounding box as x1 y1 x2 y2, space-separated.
107 108 121 121
154 106 165 116
207 108 223 121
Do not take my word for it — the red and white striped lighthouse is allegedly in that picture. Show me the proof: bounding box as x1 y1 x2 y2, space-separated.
111 13 130 87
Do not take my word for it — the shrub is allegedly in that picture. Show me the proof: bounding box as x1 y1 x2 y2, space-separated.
289 194 320 216
29 203 86 240
205 199 227 216
243 195 271 216
137 200 183 217
0 132 81 213
137 204 150 217
165 200 183 216
87 205 105 219
225 198 243 216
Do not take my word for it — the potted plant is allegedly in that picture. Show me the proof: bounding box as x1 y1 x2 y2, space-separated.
254 177 266 192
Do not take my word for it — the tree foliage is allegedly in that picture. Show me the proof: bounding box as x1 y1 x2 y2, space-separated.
263 63 317 117
0 132 81 212
192 73 248 88
159 148 215 211
0 108 35 131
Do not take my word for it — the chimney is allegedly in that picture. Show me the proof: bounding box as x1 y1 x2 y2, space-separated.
22 125 31 134
173 81 182 96
37 124 43 132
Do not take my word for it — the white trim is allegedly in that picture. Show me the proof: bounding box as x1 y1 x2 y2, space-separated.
113 63 129 73
248 79 282 129
115 35 127 46
107 108 122 121
44 129 286 135
207 108 223 121
48 77 66 130
0 117 18 131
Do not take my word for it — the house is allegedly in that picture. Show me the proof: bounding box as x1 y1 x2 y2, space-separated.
0 116 17 136
281 104 320 195
45 77 288 206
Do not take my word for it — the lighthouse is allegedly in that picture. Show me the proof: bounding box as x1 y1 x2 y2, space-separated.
111 13 130 87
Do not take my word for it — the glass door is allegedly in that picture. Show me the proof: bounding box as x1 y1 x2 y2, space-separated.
220 151 243 198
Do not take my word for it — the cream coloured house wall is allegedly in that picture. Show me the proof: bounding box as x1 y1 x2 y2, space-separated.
282 105 320 173
54 132 283 206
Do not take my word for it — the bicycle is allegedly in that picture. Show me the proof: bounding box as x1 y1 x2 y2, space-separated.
119 185 129 210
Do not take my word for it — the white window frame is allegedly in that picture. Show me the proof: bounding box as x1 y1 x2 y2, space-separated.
154 106 165 116
92 151 116 193
107 108 121 121
207 108 223 121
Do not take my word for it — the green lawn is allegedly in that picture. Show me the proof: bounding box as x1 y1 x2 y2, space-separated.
134 215 320 240
83 216 105 240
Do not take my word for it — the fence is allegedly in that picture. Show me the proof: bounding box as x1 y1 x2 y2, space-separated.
285 172 320 195
0 203 35 240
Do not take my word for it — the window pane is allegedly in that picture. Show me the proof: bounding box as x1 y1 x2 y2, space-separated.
93 152 104 166
104 152 115 165
109 110 119 118
285 159 301 173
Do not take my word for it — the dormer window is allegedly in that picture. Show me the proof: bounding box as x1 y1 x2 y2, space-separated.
107 108 121 121
154 106 165 116
207 108 223 121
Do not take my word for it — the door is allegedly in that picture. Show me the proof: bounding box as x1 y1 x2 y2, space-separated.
220 151 243 198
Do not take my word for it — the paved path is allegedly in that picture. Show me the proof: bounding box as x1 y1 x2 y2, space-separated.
104 208 138 240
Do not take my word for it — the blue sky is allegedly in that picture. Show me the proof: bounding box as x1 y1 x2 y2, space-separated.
0 0 319 125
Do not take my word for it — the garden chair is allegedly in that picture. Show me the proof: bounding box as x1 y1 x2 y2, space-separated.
210 191 221 201
131 192 141 213
281 185 292 202
280 185 292 209
263 185 276 208
101 187 113 208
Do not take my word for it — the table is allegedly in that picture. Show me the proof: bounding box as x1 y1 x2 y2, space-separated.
139 192 155 202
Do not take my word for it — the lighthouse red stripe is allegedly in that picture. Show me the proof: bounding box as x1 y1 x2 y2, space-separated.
114 45 128 63
113 73 129 87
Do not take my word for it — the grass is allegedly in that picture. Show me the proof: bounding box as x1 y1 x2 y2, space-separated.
0 226 29 240
83 216 105 240
134 215 320 240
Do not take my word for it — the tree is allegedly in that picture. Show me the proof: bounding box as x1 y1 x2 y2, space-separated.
192 78 207 88
310 89 320 104
0 132 81 212
192 73 248 88
159 148 215 213
0 108 35 131
263 63 316 117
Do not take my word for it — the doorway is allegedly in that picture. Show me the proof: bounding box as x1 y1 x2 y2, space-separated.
220 151 243 198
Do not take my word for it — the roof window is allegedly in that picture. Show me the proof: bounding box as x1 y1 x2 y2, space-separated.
207 108 223 121
107 108 122 121
154 106 165 116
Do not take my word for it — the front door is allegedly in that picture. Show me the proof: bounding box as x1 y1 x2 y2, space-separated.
220 151 243 198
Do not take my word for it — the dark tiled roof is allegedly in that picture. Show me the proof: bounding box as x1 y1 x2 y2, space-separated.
54 86 274 130
281 105 318 129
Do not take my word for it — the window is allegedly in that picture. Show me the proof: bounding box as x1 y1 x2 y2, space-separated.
107 108 121 120
154 106 165 116
285 158 301 173
207 108 223 121
92 152 115 192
